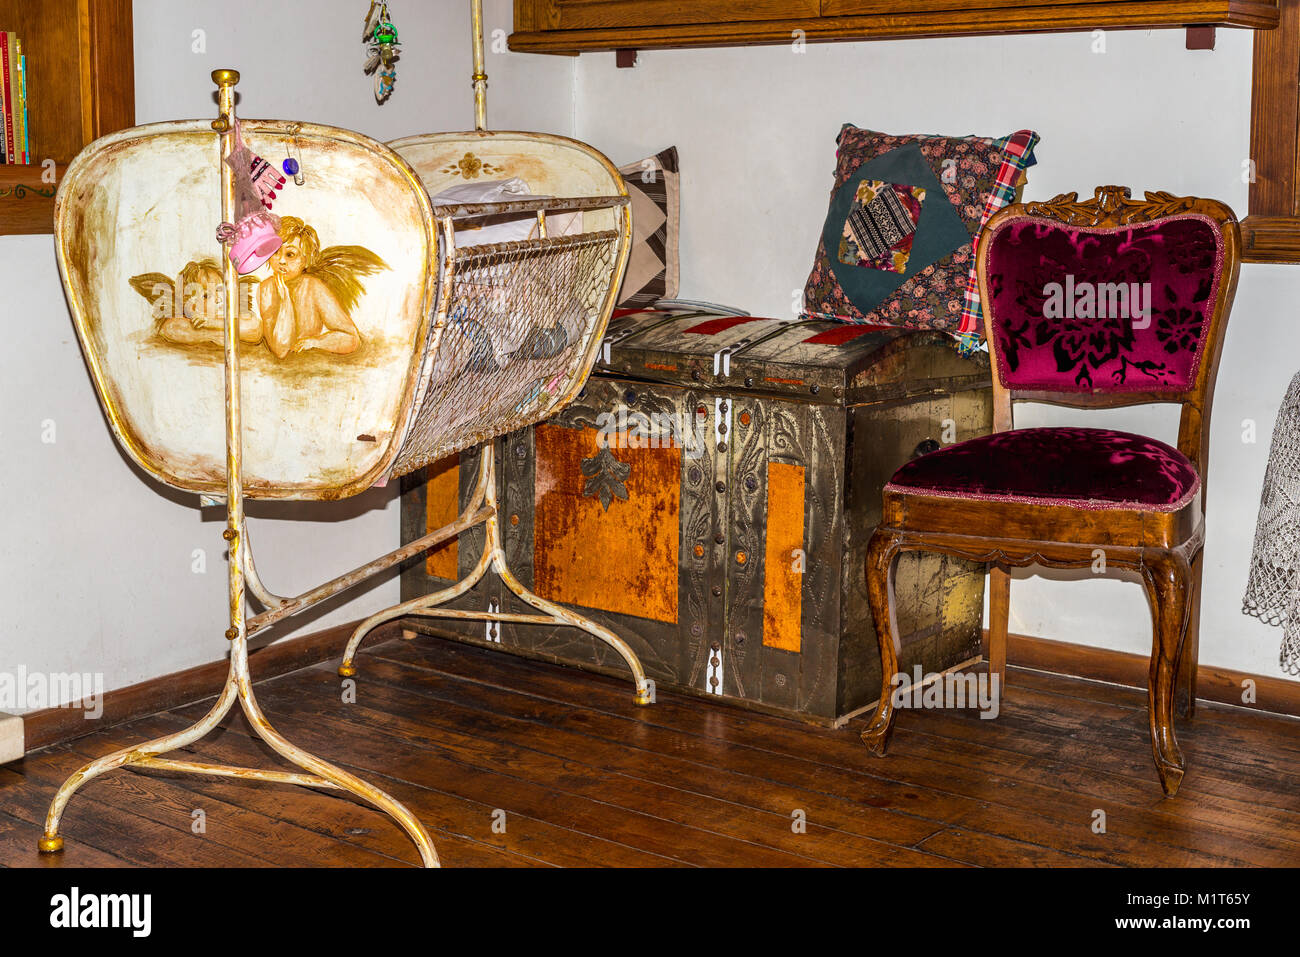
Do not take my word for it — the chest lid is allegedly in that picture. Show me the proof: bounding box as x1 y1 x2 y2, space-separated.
596 309 990 404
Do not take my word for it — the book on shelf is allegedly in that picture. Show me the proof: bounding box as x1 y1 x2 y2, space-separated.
19 40 28 164
0 30 9 164
0 30 31 166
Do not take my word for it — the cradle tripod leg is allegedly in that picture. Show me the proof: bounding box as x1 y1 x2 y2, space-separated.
232 659 439 866
488 511 653 706
339 540 494 677
340 442 653 705
37 633 440 866
339 445 497 675
477 442 651 704
38 675 240 853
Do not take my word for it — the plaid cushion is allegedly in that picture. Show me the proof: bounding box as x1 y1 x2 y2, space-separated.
956 130 1040 354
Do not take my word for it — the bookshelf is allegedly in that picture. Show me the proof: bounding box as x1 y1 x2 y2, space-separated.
0 0 133 236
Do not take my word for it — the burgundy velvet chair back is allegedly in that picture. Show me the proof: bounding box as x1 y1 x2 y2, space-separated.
975 187 1241 488
977 187 1239 406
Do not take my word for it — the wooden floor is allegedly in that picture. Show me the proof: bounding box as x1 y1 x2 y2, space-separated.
3 635 1300 867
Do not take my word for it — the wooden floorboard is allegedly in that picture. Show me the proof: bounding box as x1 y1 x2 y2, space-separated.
363 640 1300 864
2 634 1298 867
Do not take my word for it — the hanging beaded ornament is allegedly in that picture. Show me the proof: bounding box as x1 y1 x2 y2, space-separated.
283 138 305 186
363 1 401 105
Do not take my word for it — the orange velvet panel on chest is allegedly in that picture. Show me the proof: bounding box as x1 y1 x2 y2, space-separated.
533 424 680 623
762 461 807 653
423 453 460 580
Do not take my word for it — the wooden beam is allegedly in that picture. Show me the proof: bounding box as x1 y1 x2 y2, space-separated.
511 2 1279 54
1242 0 1300 261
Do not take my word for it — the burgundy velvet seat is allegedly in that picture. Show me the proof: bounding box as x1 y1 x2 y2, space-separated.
886 427 1200 512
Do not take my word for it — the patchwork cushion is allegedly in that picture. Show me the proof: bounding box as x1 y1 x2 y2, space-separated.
886 427 1200 512
616 147 680 308
803 126 1039 352
840 180 927 272
983 214 1224 393
817 144 971 317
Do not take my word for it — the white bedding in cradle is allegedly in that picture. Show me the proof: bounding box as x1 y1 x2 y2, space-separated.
430 178 581 247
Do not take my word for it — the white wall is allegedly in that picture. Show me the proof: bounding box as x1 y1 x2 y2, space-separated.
6 10 1298 708
572 28 1300 682
0 0 572 705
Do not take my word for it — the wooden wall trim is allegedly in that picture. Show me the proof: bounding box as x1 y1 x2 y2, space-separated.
1002 630 1300 718
20 619 402 752
1242 0 1300 262
510 2 1279 54
86 0 136 140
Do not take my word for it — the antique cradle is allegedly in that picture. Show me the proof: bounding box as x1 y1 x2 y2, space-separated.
41 59 647 867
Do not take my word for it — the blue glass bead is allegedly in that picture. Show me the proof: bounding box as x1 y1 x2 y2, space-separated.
282 158 300 176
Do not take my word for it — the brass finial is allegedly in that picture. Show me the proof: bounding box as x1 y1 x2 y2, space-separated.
212 69 240 131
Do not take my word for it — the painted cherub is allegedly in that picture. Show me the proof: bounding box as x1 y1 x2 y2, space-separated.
257 216 388 358
129 259 260 347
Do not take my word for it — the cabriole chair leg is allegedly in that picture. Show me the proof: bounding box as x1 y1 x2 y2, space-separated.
1143 550 1194 796
861 527 904 756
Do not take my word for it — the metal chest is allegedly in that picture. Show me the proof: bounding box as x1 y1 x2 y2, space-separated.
400 308 994 725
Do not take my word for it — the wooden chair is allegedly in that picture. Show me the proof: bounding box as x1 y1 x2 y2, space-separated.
860 186 1241 796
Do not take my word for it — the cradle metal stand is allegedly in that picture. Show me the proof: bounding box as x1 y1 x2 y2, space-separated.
39 43 647 866
339 0 652 694
338 441 652 700
38 69 438 867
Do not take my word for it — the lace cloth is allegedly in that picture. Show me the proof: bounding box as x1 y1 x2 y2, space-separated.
1242 368 1300 674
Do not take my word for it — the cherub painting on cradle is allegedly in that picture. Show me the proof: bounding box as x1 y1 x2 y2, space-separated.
258 216 387 358
131 216 387 359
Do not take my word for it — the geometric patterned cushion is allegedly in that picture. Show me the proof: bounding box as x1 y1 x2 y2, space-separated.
814 144 971 320
885 427 1200 512
802 126 1038 350
616 147 679 308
